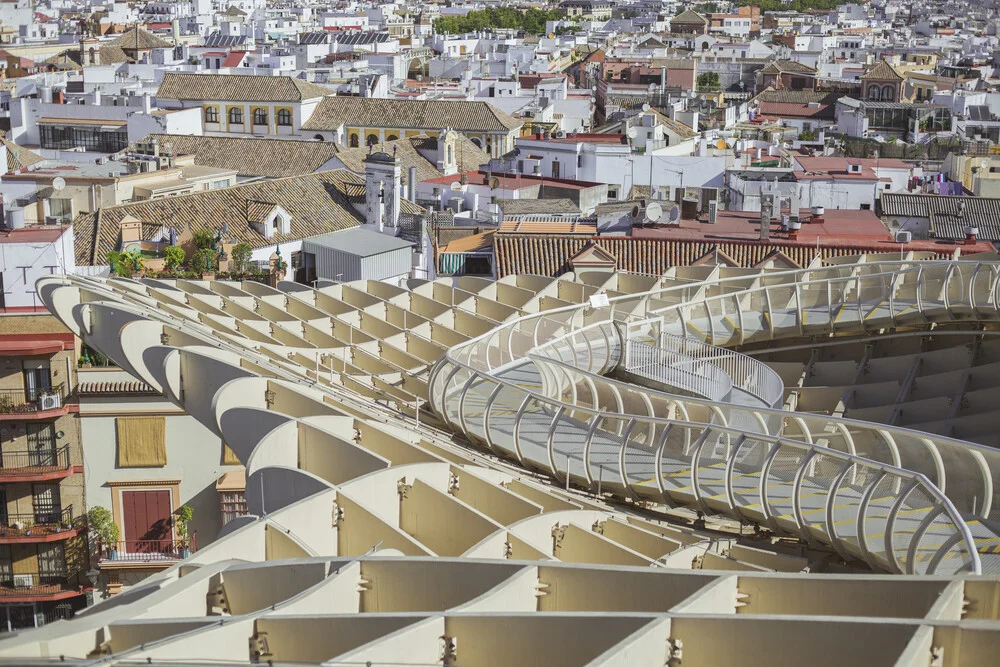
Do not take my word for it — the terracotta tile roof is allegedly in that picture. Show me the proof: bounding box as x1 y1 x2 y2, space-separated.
757 101 834 119
78 380 159 395
334 134 488 182
759 59 818 76
672 9 708 24
2 135 44 172
107 27 172 50
45 44 132 69
493 235 964 277
72 170 422 266
124 134 343 178
156 73 333 102
860 60 904 81
755 88 833 104
302 96 523 133
497 198 581 215
498 220 597 234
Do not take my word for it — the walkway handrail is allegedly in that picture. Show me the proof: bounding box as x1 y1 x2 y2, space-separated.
428 258 1000 575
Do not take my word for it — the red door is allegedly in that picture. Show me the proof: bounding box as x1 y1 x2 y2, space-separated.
122 490 172 554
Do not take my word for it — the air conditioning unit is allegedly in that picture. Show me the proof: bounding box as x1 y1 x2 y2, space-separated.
39 393 61 411
895 230 912 243
13 574 34 588
44 216 61 225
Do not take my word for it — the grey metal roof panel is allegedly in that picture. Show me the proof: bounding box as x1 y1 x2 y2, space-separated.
299 32 330 45
304 227 415 257
204 32 248 47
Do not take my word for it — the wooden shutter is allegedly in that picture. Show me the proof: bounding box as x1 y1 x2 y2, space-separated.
222 442 241 466
116 416 167 467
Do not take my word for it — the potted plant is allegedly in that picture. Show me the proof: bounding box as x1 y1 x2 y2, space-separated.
23 520 33 536
87 506 120 561
175 505 194 558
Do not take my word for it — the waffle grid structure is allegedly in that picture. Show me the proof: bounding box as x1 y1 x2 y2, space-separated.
3 256 1000 666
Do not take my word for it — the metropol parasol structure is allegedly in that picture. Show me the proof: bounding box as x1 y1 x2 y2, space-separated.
5 254 1000 665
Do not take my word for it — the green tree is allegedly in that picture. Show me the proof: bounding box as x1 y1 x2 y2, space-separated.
434 8 564 35
191 229 217 250
697 72 721 91
230 242 253 274
87 506 120 549
164 245 186 271
190 247 218 273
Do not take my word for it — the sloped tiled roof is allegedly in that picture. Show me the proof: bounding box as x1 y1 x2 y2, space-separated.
45 44 132 69
497 198 581 215
302 96 523 133
879 193 1000 241
124 134 343 178
334 134 489 182
156 73 333 102
860 60 904 81
672 9 708 24
1 134 44 172
760 59 818 75
493 236 959 278
78 380 160 395
107 27 173 50
72 170 422 266
755 88 832 104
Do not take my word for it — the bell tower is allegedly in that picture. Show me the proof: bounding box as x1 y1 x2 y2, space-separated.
364 149 402 233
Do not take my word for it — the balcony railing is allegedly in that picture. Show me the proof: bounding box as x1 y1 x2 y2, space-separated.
0 384 66 415
98 534 197 564
0 570 72 597
0 507 75 538
0 445 71 475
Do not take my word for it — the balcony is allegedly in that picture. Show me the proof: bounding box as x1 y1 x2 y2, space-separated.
0 507 79 543
0 445 74 483
0 570 82 602
98 536 197 568
0 385 69 420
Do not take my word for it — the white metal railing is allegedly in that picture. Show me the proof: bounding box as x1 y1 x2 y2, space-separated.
426 259 1000 575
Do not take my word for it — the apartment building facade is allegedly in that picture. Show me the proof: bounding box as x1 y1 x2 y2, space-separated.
0 309 86 632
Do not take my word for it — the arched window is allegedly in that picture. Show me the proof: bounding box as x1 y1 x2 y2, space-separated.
228 107 243 125
867 85 880 101
470 137 482 148
315 134 326 142
204 107 219 124
447 144 454 164
366 134 379 146
88 47 96 64
253 108 268 126
387 134 399 141
349 133 360 147
276 108 292 126
882 84 894 101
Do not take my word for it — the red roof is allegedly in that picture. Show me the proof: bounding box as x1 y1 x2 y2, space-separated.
0 226 70 244
222 51 248 67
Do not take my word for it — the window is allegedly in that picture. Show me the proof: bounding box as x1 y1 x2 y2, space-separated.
228 107 243 125
276 108 292 126
387 133 398 141
366 134 379 146
22 361 51 403
116 416 167 467
551 160 560 178
204 106 219 124
860 203 871 210
209 179 230 190
26 424 57 467
36 543 66 583
220 491 247 526
49 198 73 222
349 134 359 147
31 483 61 524
253 108 268 126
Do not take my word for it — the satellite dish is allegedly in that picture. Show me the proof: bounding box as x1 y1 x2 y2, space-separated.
124 243 142 253
716 139 727 150
626 127 637 138
450 181 462 190
646 202 662 222
630 205 640 218
52 177 66 191
641 103 651 111
666 205 681 223
490 177 500 189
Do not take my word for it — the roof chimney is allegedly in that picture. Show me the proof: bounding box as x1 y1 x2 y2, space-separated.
966 226 978 245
